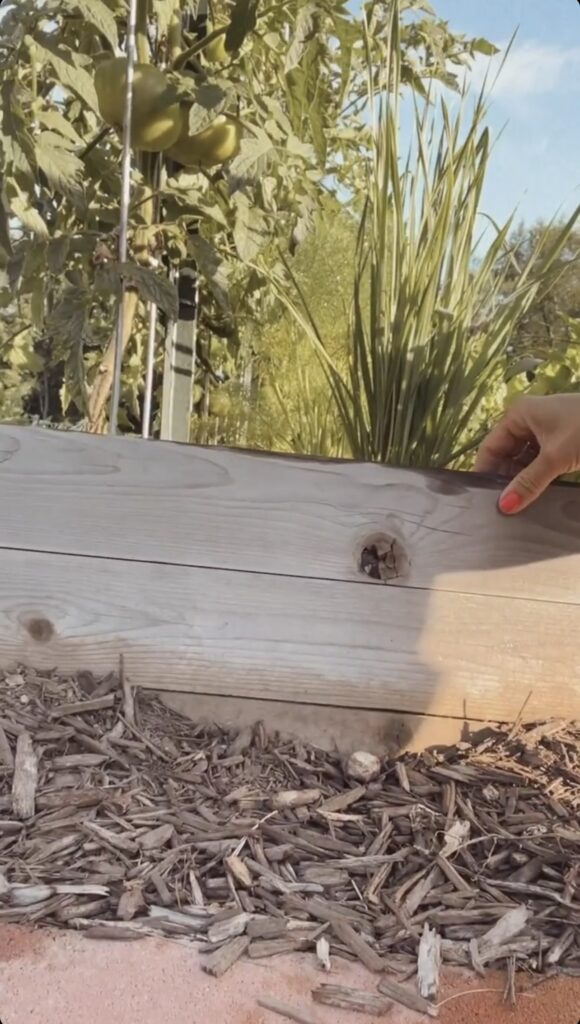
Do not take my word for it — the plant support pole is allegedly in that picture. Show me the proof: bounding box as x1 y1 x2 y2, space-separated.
109 0 139 436
160 271 199 442
159 0 207 443
142 303 157 438
142 153 162 439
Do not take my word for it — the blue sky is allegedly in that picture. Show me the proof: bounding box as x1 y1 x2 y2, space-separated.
434 0 580 228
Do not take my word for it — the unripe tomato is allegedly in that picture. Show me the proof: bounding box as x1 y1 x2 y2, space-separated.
167 115 242 168
94 57 183 152
131 107 184 152
208 390 231 418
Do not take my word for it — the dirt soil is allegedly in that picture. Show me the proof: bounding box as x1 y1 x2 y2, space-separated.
0 925 578 1024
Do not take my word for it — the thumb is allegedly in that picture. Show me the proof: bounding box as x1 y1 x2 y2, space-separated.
498 451 557 515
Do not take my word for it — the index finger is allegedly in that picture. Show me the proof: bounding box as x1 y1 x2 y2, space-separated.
474 415 534 474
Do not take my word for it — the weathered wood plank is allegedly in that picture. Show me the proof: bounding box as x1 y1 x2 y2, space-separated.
0 548 578 720
1 428 580 605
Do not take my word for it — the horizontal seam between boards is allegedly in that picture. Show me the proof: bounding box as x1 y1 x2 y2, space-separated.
0 542 578 610
150 691 503 725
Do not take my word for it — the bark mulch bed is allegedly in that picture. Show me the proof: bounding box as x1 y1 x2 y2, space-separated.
0 667 579 1018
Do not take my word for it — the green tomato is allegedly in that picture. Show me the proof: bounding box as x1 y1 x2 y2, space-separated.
167 115 242 168
95 58 183 152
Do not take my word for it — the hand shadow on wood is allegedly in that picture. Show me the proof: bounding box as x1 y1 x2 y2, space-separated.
361 466 580 755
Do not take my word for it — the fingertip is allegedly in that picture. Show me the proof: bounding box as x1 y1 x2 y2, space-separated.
498 492 523 515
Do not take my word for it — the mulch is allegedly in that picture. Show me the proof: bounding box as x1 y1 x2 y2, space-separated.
0 666 579 1018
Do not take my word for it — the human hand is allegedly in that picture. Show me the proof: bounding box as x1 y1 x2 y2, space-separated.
474 393 580 514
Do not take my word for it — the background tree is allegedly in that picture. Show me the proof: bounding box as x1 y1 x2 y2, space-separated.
0 0 495 436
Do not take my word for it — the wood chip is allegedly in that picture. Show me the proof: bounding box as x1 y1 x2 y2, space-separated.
49 695 116 719
330 917 384 973
202 935 250 977
247 918 286 940
435 854 473 894
147 869 171 905
117 882 145 921
8 884 55 906
378 978 438 1017
56 899 110 923
0 722 13 768
136 824 174 851
316 936 331 972
84 924 145 941
83 822 138 855
225 854 252 889
318 785 366 814
440 819 470 858
249 936 312 958
478 905 529 963
11 731 37 819
207 912 250 944
52 754 108 768
417 923 441 1000
301 867 349 887
312 984 393 1016
271 790 321 810
120 656 135 727
147 906 208 933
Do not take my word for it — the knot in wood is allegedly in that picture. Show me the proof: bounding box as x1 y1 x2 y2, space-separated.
359 535 408 583
25 617 55 643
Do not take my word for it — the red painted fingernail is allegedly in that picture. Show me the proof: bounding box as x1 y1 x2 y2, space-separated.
499 492 522 515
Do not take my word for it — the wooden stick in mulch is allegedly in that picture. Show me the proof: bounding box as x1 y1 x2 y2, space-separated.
296 899 383 973
49 695 117 719
417 923 442 1000
329 916 384 973
120 654 135 726
0 722 14 768
202 936 250 977
312 984 393 1016
85 925 146 941
377 977 438 1018
11 731 37 819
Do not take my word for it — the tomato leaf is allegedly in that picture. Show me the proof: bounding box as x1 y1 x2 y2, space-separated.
188 235 230 310
47 289 90 343
8 190 49 238
228 129 275 187
47 235 71 275
186 83 231 133
114 262 179 319
34 39 99 113
285 2 317 73
61 0 118 51
35 107 84 146
35 132 85 197
232 192 269 262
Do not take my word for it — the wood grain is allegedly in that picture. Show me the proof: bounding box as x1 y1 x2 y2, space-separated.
1 428 580 605
0 547 578 720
